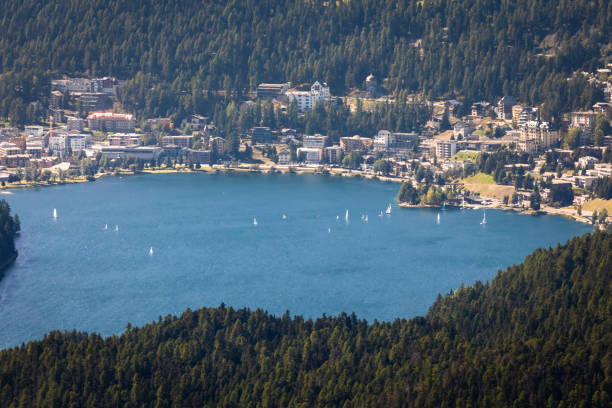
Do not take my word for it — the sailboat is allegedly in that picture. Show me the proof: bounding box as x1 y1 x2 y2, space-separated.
282 214 287 220
328 227 331 233
345 209 349 222
104 224 108 230
149 247 154 256
115 225 119 232
365 215 368 222
253 218 258 226
442 202 446 211
379 210 383 217
480 210 487 225
336 215 340 220
437 213 440 224
386 204 392 215
53 208 57 219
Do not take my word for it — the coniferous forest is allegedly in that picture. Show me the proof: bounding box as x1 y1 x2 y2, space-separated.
0 0 610 124
0 200 19 278
0 232 609 407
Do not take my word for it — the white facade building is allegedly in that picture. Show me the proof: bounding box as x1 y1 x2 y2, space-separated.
303 134 327 149
286 81 331 112
435 141 457 158
297 147 323 164
49 132 91 156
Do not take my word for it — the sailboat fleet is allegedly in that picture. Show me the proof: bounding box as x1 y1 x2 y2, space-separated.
52 199 491 261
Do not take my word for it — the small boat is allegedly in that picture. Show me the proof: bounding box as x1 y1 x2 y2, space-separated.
336 215 340 220
149 247 154 256
437 213 440 224
104 224 108 230
115 225 119 232
253 218 258 226
282 214 287 220
364 215 368 222
379 210 383 217
328 228 331 233
345 209 349 222
386 204 392 215
480 210 487 225
53 208 58 219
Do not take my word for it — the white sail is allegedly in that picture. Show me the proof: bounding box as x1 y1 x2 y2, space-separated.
149 247 154 256
104 224 108 230
282 214 287 220
386 204 392 214
53 208 57 219
437 213 440 224
115 225 119 232
253 218 258 226
365 215 368 222
328 227 331 233
345 209 349 222
336 215 340 220
379 210 383 217
480 210 487 225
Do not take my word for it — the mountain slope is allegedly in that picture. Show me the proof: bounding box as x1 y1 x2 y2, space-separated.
0 0 610 122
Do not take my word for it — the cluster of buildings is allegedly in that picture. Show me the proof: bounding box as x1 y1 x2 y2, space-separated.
50 77 124 112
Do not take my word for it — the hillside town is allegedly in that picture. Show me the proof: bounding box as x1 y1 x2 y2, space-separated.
0 68 612 226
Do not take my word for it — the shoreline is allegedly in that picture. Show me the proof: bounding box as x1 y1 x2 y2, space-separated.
398 201 594 225
0 164 596 225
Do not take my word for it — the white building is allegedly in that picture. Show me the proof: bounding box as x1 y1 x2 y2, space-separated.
25 126 44 138
297 147 323 164
90 145 162 161
286 81 331 112
373 130 393 151
49 132 92 156
303 134 327 149
435 140 457 158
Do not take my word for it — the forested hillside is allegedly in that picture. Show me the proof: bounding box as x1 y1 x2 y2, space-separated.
0 200 19 278
0 0 610 122
0 232 610 407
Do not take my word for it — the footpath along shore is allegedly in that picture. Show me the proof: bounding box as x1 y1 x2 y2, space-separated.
0 163 600 225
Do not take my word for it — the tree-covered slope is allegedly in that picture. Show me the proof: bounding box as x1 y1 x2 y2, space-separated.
1 0 610 122
0 200 19 279
0 232 610 407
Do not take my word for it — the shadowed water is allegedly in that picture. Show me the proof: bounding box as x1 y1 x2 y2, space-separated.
0 173 591 348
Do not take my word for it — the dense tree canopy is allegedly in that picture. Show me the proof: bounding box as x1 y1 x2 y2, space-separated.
0 199 19 278
0 232 610 407
0 0 610 124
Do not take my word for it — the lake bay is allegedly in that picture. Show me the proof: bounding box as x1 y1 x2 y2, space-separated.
0 173 591 348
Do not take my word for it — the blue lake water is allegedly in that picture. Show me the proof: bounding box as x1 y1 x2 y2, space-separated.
0 173 591 348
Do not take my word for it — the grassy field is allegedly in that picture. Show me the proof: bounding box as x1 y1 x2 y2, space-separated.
582 198 612 213
463 172 495 184
461 172 514 200
452 151 480 162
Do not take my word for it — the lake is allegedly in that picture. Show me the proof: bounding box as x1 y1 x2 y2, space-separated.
0 173 591 348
